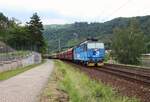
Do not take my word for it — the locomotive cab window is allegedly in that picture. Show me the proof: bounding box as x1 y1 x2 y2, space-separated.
87 43 104 49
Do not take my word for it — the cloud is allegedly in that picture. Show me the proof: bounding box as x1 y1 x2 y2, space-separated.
0 0 150 24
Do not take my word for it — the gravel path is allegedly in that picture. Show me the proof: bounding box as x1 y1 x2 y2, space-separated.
0 60 54 102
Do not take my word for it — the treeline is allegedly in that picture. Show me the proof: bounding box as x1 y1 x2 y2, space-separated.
43 15 150 53
0 12 46 53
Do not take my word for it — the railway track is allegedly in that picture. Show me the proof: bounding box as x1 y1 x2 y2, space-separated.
96 65 150 86
104 63 150 74
65 61 150 86
63 61 150 102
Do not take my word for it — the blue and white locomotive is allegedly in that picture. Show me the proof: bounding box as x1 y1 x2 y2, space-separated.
73 39 105 66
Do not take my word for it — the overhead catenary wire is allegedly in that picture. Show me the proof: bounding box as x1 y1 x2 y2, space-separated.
103 0 133 22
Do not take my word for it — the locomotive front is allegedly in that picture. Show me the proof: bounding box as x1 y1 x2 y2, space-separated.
86 42 105 66
73 40 105 66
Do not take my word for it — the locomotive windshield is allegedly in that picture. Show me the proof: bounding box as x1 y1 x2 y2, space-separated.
87 43 104 49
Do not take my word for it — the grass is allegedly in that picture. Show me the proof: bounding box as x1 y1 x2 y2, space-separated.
0 60 46 81
52 60 139 102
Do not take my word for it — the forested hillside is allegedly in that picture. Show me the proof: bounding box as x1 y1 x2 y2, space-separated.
43 15 150 53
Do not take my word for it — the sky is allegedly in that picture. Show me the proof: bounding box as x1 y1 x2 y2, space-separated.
0 0 150 25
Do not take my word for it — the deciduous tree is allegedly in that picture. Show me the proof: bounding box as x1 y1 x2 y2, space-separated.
112 19 145 65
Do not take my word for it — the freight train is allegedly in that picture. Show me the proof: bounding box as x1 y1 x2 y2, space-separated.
52 39 105 66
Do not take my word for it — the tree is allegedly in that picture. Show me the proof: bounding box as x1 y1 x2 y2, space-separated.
112 19 145 65
7 26 30 50
0 12 9 41
27 13 46 53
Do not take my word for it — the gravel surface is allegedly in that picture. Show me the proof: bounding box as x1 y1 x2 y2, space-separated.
0 60 54 102
82 68 150 102
66 62 150 102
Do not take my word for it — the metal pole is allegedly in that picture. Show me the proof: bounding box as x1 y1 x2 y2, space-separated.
58 38 61 52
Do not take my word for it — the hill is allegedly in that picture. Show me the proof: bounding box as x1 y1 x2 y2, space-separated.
43 15 150 53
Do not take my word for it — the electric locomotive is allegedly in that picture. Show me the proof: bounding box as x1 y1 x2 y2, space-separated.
73 39 105 66
55 38 105 66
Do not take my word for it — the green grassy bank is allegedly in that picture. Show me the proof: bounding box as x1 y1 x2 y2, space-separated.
41 60 139 102
0 60 45 81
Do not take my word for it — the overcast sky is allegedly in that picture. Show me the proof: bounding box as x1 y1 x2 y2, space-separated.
0 0 150 24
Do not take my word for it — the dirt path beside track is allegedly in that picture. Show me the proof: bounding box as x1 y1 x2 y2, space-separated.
0 60 53 102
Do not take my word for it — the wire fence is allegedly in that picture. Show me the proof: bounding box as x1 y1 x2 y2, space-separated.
0 41 42 72
0 41 37 63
